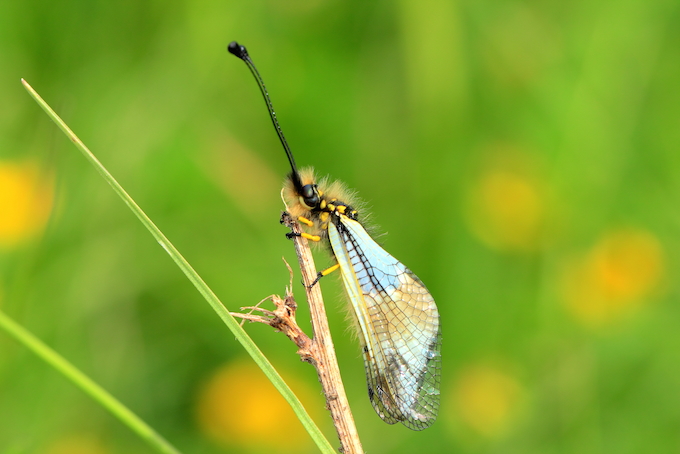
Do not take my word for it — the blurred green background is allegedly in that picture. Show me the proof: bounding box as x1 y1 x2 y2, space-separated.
1 0 679 453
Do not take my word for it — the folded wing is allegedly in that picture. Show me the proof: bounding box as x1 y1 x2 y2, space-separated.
328 215 441 430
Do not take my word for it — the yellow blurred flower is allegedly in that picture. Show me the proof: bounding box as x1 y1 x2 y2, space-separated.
561 228 664 327
452 364 524 437
195 360 315 452
45 435 108 454
0 160 54 248
465 146 546 252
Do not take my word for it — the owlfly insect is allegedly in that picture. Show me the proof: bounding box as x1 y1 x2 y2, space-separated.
228 41 441 430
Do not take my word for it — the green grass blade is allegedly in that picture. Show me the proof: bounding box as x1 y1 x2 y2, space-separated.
0 309 182 454
20 78 336 454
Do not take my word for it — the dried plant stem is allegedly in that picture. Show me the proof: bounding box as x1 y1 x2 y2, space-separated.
233 212 363 453
284 213 364 454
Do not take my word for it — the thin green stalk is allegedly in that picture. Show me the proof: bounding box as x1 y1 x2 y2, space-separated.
20 78 335 454
0 309 181 454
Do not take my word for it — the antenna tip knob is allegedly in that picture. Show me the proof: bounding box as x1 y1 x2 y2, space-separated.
228 41 248 60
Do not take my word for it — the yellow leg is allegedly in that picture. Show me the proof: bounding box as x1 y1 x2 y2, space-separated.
297 216 314 227
320 263 340 276
300 232 321 242
309 263 340 288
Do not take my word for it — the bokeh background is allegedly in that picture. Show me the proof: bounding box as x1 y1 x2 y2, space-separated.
1 1 679 453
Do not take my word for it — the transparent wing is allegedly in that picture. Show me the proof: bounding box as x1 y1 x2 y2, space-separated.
328 216 441 430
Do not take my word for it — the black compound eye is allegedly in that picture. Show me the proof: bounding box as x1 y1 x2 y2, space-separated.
300 184 319 208
301 184 315 199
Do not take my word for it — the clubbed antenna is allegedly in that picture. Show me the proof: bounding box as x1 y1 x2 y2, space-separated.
228 41 303 190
